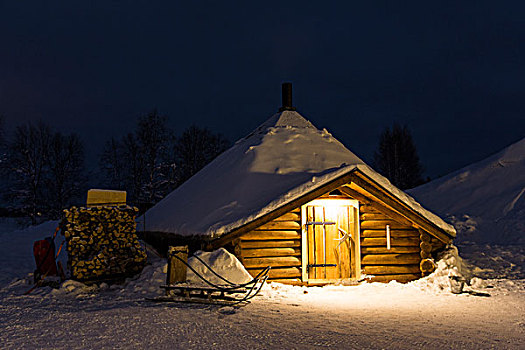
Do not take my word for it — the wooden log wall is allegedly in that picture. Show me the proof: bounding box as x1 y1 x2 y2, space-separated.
235 198 446 284
236 208 302 281
359 204 422 283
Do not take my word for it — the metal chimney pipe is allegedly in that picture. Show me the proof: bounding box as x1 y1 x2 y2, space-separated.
279 82 296 111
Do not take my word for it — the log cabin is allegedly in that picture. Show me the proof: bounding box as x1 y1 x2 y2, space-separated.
141 83 456 285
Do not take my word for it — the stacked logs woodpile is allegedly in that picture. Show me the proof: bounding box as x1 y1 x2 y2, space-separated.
359 204 423 283
236 208 302 281
62 206 147 282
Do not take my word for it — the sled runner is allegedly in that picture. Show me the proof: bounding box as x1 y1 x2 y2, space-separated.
148 247 270 305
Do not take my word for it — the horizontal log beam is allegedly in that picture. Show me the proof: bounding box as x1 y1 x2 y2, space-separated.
360 220 411 230
361 229 419 238
361 253 421 265
363 264 421 275
340 186 414 227
240 240 301 249
247 267 302 279
241 230 301 241
268 279 304 285
359 204 381 214
274 212 301 222
242 256 302 268
242 247 301 258
361 237 420 247
367 273 421 283
349 172 453 243
209 170 358 249
361 246 420 254
360 213 392 221
257 221 301 231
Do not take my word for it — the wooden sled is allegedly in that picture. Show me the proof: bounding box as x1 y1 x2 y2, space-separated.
148 285 251 306
147 246 270 306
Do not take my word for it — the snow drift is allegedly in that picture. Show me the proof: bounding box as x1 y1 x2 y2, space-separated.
186 248 253 286
52 248 253 298
409 137 525 245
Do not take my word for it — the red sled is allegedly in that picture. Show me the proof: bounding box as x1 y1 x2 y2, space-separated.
33 237 58 281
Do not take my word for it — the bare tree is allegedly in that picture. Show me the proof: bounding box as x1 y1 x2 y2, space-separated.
7 122 51 224
374 123 424 190
99 114 228 208
135 110 175 206
175 125 229 185
99 110 175 208
6 122 86 222
99 137 125 190
120 132 144 203
45 132 86 218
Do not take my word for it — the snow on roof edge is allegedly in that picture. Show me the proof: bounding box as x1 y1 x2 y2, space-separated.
203 165 360 239
204 164 455 241
355 164 456 237
144 164 455 241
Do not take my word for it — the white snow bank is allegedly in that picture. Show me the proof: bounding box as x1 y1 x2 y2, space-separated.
0 220 253 298
256 245 490 302
0 217 31 233
186 248 253 286
122 248 253 295
411 245 484 293
409 137 525 244
50 279 99 298
40 248 253 299
118 259 167 298
457 242 524 279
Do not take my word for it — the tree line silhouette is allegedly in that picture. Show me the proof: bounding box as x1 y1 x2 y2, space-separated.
0 113 425 224
0 112 229 224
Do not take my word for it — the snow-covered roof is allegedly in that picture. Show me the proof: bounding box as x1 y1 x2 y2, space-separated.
143 111 455 239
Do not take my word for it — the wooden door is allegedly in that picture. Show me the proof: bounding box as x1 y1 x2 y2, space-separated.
302 199 360 282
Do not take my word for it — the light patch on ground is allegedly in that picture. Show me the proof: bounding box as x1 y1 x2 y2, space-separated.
1 276 524 349
1 221 524 349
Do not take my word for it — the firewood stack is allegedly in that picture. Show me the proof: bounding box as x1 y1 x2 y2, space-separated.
62 206 147 282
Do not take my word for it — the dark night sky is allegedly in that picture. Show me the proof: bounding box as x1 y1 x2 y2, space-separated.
1 1 524 179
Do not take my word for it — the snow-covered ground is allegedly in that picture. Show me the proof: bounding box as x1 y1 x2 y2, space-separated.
408 138 525 281
409 137 525 245
1 222 524 349
1 137 524 348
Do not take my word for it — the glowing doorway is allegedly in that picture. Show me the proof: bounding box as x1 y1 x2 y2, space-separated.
301 199 361 283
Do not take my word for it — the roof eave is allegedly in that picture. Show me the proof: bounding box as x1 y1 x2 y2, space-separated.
208 166 455 249
208 167 359 249
350 167 456 242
